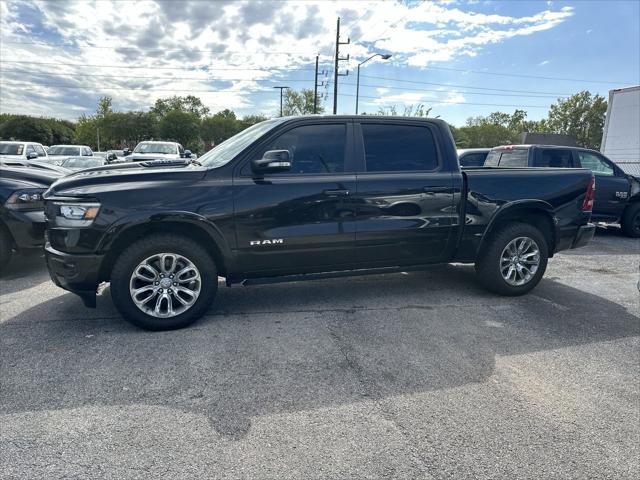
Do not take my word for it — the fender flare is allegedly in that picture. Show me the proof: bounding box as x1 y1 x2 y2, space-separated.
98 211 234 270
477 199 556 256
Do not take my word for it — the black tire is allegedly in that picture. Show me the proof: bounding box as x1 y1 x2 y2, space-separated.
0 226 13 274
475 222 548 296
110 233 217 330
621 203 640 238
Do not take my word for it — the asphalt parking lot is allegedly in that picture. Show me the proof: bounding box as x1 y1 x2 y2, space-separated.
1 227 638 479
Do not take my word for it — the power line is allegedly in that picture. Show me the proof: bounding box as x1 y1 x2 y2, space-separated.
0 59 315 72
339 92 552 109
0 79 277 94
341 81 566 99
0 68 315 83
0 70 566 99
359 74 573 95
2 79 555 108
0 39 316 56
422 65 635 85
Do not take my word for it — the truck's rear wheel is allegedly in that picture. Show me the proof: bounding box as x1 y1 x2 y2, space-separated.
621 203 640 238
475 222 548 296
110 234 217 330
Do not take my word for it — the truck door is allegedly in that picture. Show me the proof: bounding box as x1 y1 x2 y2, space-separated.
574 150 630 220
353 120 456 266
233 120 357 274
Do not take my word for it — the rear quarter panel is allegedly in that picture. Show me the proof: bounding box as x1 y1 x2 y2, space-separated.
458 167 593 260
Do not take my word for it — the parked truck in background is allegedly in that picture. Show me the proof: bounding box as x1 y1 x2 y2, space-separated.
486 144 640 237
44 116 596 330
601 85 640 176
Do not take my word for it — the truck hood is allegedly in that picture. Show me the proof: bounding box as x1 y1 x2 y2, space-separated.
0 166 65 189
45 160 207 197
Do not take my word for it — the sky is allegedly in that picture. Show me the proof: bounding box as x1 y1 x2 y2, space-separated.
0 0 638 126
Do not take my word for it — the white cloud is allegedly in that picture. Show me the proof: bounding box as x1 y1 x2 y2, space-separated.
0 0 574 118
538 60 550 66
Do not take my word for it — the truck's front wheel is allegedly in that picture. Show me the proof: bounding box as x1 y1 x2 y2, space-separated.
110 234 217 330
475 223 548 296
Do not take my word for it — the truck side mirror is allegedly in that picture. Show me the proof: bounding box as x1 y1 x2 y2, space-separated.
107 153 117 162
251 150 291 175
184 150 192 158
27 151 38 160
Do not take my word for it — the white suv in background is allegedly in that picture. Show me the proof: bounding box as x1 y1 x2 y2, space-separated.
129 141 192 162
0 141 49 161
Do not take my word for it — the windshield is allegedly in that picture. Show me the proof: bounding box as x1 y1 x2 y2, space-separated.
0 143 24 155
200 119 283 168
61 157 103 169
134 143 177 154
49 146 80 156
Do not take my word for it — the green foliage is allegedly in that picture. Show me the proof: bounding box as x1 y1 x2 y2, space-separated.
200 110 268 147
158 110 201 151
0 115 53 144
374 104 433 117
546 91 607 149
151 95 210 119
282 89 323 116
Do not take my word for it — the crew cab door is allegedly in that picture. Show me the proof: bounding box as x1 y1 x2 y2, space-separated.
233 120 357 274
574 150 630 220
353 120 456 266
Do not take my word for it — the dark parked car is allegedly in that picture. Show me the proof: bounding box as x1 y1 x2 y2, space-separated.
0 166 64 271
457 148 490 168
486 145 640 237
44 116 595 330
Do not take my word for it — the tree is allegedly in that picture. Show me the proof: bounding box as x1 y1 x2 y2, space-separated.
104 111 158 148
151 95 210 118
158 110 200 150
374 104 433 117
200 109 238 147
546 91 607 149
74 115 99 149
282 89 322 116
96 96 113 118
0 115 52 144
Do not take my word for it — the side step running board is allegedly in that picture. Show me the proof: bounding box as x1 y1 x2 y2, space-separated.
238 264 438 286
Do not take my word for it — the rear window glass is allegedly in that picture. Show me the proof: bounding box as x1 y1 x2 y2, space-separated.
485 149 528 167
534 149 573 168
362 124 438 172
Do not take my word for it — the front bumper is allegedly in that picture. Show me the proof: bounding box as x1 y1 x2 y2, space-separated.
45 243 104 307
571 223 596 249
2 210 46 250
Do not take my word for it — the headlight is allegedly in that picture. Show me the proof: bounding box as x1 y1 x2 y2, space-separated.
5 189 46 211
53 202 101 227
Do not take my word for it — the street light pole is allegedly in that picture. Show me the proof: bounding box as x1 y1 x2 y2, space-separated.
273 86 289 117
355 53 391 115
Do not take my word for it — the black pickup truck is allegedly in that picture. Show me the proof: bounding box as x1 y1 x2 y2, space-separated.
1 165 64 271
44 116 596 330
486 145 640 237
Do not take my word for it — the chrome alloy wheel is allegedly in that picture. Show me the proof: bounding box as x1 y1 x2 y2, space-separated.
129 253 202 318
499 236 540 286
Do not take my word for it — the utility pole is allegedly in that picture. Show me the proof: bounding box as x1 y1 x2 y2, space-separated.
332 17 350 115
96 127 100 151
273 86 289 117
313 55 326 114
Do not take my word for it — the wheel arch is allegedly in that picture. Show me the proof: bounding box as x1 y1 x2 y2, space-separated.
477 200 557 259
97 212 233 282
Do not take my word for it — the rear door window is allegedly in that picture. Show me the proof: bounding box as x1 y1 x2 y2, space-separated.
534 149 573 168
361 123 438 172
576 151 615 176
